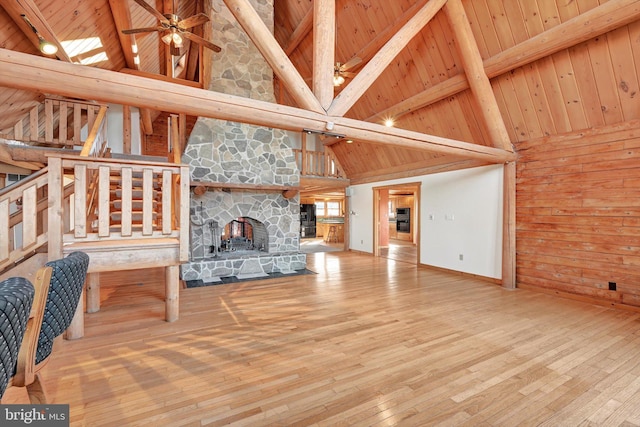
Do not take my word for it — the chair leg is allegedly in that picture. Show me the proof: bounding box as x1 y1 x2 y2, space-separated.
26 372 48 404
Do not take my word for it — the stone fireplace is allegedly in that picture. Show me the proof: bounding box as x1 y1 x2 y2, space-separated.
179 0 305 283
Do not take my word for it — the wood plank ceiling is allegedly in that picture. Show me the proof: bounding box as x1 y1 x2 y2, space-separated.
0 0 638 184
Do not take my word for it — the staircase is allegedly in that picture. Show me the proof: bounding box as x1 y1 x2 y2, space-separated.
0 97 192 333
0 154 190 329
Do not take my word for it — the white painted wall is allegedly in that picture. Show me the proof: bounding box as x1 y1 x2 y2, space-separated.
106 104 142 155
348 164 504 279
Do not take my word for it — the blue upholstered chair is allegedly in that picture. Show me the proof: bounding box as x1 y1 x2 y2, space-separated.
0 277 35 399
8 251 89 403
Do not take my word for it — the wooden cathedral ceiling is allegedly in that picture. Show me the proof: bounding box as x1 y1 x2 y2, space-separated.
0 0 639 184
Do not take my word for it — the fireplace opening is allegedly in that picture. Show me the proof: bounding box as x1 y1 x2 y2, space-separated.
218 217 268 258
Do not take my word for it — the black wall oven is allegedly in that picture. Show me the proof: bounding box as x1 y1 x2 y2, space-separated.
396 208 411 233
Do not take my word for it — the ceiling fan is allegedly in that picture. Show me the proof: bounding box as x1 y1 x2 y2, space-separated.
122 0 221 56
333 56 362 87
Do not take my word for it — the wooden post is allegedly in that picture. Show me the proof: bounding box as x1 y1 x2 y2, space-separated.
343 189 350 251
47 156 63 260
301 132 307 176
86 272 101 313
123 105 132 154
502 161 516 289
165 265 179 322
65 287 85 340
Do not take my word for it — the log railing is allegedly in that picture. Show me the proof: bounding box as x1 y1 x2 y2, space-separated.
293 148 346 178
0 97 108 149
0 168 51 272
47 154 189 262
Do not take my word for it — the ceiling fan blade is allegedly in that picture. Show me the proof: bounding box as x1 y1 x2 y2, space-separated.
122 26 162 35
181 31 222 53
342 71 357 78
340 56 363 71
131 0 169 23
178 13 210 30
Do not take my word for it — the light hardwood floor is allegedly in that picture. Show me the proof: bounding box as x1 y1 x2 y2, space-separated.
380 239 417 264
5 251 640 426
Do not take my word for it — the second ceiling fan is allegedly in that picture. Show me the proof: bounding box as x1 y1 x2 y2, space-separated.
122 0 221 56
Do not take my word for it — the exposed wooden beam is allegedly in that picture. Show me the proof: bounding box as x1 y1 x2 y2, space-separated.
328 0 447 117
443 0 512 152
284 5 313 56
348 156 490 185
223 0 326 114
0 141 80 164
313 0 335 110
0 143 44 170
185 1 205 84
339 0 430 74
2 0 72 62
300 176 350 190
108 0 140 70
120 68 202 88
140 109 154 136
0 48 515 164
371 0 640 122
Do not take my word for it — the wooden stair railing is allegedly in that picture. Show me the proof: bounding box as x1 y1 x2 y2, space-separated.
47 154 189 255
46 154 189 327
293 148 346 178
0 98 108 149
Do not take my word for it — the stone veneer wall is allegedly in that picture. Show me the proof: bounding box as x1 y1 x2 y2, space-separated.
180 0 305 282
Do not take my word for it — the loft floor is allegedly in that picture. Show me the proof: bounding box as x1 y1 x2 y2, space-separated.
5 252 640 426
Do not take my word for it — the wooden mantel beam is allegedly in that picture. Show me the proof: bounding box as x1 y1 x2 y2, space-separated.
191 181 300 199
0 48 515 164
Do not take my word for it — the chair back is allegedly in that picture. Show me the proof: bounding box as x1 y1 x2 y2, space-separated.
36 252 89 364
0 277 34 397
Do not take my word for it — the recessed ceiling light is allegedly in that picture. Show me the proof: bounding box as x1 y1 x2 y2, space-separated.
384 119 394 127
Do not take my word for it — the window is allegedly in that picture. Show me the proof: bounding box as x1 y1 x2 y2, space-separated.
314 200 342 217
326 201 340 217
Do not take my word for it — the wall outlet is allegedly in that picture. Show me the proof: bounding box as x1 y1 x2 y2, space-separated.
361 240 364 244
428 213 434 220
459 254 464 261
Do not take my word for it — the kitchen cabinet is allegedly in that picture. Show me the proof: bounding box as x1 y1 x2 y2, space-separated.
317 222 344 242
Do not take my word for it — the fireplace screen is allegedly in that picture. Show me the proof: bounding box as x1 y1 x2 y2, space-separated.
220 217 268 255
222 219 254 251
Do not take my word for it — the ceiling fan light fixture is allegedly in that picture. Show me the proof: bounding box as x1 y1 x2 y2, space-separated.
162 28 183 47
333 72 345 87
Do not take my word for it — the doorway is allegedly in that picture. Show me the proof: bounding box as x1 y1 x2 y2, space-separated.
373 183 420 264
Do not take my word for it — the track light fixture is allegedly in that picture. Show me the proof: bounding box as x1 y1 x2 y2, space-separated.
21 14 58 55
303 129 346 139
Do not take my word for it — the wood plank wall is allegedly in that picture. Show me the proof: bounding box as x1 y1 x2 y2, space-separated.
515 119 640 308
